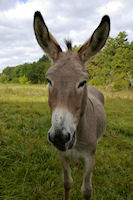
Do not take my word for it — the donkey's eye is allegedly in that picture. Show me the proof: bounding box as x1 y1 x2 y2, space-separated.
78 80 87 88
46 78 52 87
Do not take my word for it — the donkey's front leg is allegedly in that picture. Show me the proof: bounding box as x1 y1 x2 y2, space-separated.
59 155 73 200
81 153 95 200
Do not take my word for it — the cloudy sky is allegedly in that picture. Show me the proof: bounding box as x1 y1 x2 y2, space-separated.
0 0 133 72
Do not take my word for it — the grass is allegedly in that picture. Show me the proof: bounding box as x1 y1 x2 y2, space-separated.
0 83 133 200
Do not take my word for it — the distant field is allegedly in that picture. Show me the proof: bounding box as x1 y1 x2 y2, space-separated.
0 84 133 200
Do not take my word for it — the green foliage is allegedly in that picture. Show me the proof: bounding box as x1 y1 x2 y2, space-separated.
1 55 51 84
0 74 9 83
11 77 19 83
87 31 133 89
72 45 81 52
19 75 28 84
114 80 130 90
0 84 133 199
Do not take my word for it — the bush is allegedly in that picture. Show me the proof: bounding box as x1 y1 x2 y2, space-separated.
0 74 9 83
11 77 19 83
19 75 28 84
88 76 106 86
113 80 129 90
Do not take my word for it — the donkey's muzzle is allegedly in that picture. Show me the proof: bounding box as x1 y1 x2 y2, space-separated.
48 129 71 151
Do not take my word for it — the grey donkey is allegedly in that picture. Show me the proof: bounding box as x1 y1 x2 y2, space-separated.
33 11 110 200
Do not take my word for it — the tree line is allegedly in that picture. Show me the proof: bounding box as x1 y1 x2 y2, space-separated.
0 31 133 89
0 55 50 84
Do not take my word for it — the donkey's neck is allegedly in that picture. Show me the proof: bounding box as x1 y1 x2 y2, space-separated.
76 89 97 151
80 86 88 117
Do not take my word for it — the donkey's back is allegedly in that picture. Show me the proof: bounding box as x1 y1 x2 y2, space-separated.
87 86 106 141
87 86 104 105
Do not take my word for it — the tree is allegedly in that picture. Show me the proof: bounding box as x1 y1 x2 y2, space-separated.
87 31 133 89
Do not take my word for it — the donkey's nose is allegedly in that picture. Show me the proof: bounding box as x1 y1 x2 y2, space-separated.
48 129 71 151
54 129 70 144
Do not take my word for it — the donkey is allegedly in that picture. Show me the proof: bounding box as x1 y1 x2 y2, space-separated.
33 11 110 200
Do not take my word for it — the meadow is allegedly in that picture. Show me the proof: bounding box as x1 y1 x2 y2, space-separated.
0 84 133 200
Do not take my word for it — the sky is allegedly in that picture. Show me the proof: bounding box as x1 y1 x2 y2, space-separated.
0 0 133 73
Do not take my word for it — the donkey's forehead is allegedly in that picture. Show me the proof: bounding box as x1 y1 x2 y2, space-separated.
46 51 88 79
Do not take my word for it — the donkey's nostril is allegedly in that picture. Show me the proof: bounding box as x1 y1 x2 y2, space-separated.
54 131 71 144
64 132 71 143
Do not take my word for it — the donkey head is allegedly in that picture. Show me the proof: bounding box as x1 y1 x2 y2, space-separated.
34 11 110 151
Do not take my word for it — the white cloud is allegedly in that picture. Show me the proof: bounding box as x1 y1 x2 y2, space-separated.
97 1 124 16
0 0 17 10
0 0 133 72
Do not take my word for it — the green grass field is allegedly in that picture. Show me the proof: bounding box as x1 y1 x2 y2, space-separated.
0 84 133 200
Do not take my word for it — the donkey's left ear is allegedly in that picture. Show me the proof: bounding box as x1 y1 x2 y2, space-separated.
34 11 62 61
78 15 110 63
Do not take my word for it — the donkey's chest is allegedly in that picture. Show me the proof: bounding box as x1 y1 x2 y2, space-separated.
63 148 89 162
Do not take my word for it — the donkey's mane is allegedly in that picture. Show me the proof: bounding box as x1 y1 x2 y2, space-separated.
65 39 72 51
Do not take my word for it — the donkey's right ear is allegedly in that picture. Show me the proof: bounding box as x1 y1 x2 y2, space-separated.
34 11 62 61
